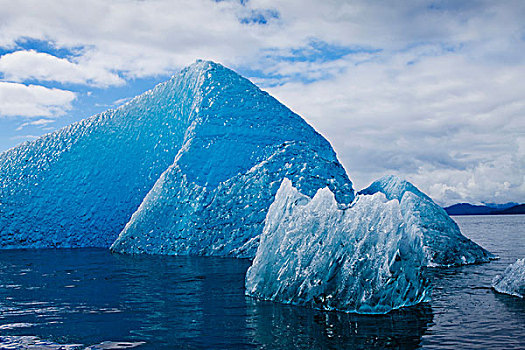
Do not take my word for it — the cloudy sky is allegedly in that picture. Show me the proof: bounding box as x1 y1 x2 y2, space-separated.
0 0 523 206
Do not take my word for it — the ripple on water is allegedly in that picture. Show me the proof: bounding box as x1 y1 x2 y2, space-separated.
0 336 145 350
0 216 523 349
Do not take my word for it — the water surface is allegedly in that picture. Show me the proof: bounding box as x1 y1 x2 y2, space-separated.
0 215 523 349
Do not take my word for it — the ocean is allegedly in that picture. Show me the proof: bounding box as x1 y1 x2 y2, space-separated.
0 215 523 349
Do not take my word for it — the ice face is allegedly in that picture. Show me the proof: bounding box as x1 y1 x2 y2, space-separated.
0 60 354 250
492 258 525 298
110 141 352 257
0 62 207 248
360 175 494 267
109 62 354 257
245 179 431 314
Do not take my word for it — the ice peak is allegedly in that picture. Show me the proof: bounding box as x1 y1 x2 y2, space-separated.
360 174 431 202
178 59 241 84
359 174 493 267
182 59 215 74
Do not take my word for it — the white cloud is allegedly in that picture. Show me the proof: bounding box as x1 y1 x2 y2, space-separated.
16 118 55 130
112 97 132 106
0 1 522 79
267 51 525 205
10 134 39 141
0 82 75 117
0 0 523 204
0 0 271 78
0 50 124 87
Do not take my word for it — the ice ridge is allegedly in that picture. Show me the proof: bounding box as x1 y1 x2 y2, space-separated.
360 175 494 267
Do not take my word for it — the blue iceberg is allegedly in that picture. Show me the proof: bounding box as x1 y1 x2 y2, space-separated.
0 60 492 266
110 140 352 257
492 258 525 298
245 179 431 314
0 60 353 253
0 59 496 313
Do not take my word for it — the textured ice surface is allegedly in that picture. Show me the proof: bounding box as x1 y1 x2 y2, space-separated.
246 179 431 314
111 141 352 257
0 60 353 251
0 63 206 248
492 258 525 298
109 62 353 257
0 58 492 274
360 175 494 267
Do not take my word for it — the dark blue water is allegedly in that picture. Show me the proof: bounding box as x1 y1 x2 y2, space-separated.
0 215 523 349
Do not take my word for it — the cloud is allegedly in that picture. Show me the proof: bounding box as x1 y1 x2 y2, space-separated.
266 50 525 206
0 1 522 80
0 0 271 78
15 118 55 130
112 97 132 106
0 82 75 117
10 134 39 141
0 0 523 204
0 50 124 87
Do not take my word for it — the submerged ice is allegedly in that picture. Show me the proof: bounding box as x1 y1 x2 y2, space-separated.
492 258 525 298
246 179 431 314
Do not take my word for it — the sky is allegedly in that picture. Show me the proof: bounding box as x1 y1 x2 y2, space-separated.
0 0 523 206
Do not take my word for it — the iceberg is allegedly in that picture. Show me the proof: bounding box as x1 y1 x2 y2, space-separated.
492 258 525 298
0 59 491 271
0 59 497 313
0 60 353 252
245 179 431 314
360 175 494 267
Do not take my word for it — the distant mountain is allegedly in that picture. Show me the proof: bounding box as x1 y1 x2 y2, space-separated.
444 203 524 215
445 203 493 215
482 202 518 210
496 204 525 215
